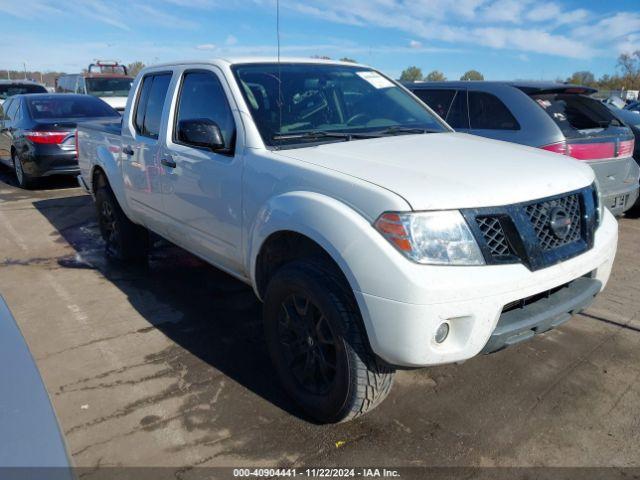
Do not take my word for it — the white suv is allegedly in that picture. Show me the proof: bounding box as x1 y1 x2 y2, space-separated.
77 59 618 423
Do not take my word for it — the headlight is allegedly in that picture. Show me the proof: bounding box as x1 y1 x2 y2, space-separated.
374 211 485 265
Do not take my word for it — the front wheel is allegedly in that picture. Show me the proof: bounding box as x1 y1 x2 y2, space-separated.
263 259 395 423
95 181 149 262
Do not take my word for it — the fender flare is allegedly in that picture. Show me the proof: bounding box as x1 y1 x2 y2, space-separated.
246 191 377 298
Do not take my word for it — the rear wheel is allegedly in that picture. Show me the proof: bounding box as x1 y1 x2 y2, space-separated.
264 259 395 423
12 151 37 189
95 180 149 262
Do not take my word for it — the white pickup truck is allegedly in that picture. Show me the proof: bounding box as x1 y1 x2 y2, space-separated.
77 58 618 423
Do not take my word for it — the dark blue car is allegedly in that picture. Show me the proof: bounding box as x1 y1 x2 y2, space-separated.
0 94 120 189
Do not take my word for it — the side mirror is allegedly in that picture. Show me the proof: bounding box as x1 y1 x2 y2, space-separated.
177 118 227 153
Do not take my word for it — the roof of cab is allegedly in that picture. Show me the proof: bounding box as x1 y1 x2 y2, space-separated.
147 56 370 69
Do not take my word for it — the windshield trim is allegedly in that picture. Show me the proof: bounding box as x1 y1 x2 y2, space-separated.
231 62 451 149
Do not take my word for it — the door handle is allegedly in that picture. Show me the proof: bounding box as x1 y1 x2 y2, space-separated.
122 146 134 156
161 157 176 168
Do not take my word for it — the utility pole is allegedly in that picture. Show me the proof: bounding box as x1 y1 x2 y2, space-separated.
23 62 28 80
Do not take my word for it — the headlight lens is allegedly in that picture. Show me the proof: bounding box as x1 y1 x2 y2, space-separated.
374 211 485 265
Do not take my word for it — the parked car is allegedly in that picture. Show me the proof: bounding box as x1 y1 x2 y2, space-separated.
603 95 627 110
611 107 640 212
0 296 73 475
624 100 640 113
407 82 640 216
0 94 120 188
57 62 133 112
78 59 617 423
0 79 47 105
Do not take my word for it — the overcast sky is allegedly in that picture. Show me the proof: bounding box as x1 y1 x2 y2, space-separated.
0 0 638 80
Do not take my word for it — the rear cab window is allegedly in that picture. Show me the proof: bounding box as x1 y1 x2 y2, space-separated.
133 73 172 139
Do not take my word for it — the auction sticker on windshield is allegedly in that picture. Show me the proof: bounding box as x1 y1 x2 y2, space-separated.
356 71 394 89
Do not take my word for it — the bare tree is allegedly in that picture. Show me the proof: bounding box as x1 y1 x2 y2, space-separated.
617 51 640 87
127 61 146 77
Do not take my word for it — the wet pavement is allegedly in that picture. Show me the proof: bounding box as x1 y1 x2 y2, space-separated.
1 166 639 475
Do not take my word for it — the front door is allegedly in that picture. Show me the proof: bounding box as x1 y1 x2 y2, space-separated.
161 68 244 274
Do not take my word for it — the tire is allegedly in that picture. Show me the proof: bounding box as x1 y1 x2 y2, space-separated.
12 151 37 189
95 180 149 262
263 259 395 423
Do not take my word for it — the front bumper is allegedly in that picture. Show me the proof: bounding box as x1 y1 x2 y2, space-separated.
354 209 618 367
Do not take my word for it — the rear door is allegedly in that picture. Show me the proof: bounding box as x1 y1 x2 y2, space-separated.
0 99 13 162
0 98 16 163
161 68 244 273
121 71 173 229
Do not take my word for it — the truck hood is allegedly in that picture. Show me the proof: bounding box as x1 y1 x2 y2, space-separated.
274 132 595 210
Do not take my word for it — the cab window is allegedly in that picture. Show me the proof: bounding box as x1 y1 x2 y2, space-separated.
133 73 172 139
174 71 236 150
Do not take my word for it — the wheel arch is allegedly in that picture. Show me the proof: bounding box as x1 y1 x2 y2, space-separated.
247 191 375 303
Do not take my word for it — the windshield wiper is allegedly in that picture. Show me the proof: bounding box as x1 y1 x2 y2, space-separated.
376 126 440 136
272 131 377 142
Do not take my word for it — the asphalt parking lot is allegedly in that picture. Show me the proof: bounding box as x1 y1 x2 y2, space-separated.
1 167 640 474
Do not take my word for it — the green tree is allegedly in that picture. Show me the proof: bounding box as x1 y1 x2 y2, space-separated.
566 71 596 86
424 70 446 81
617 50 640 88
460 70 484 81
340 57 357 63
127 61 146 77
399 66 423 82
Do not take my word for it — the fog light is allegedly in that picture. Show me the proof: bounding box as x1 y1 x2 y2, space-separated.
435 322 450 344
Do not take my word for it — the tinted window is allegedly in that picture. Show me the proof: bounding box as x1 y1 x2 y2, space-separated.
175 71 235 148
5 99 19 121
134 76 153 134
27 96 119 119
413 89 456 119
469 91 519 130
446 91 469 129
85 77 133 98
0 83 47 100
137 74 171 139
530 93 620 137
233 64 446 147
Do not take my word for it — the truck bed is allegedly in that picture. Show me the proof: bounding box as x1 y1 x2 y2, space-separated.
80 119 122 136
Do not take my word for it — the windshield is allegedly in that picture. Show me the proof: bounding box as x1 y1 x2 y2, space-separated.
232 63 447 147
27 96 120 119
0 83 47 100
85 77 133 97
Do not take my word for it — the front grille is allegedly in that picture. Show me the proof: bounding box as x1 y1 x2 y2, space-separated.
525 194 581 250
462 186 597 271
476 216 512 258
